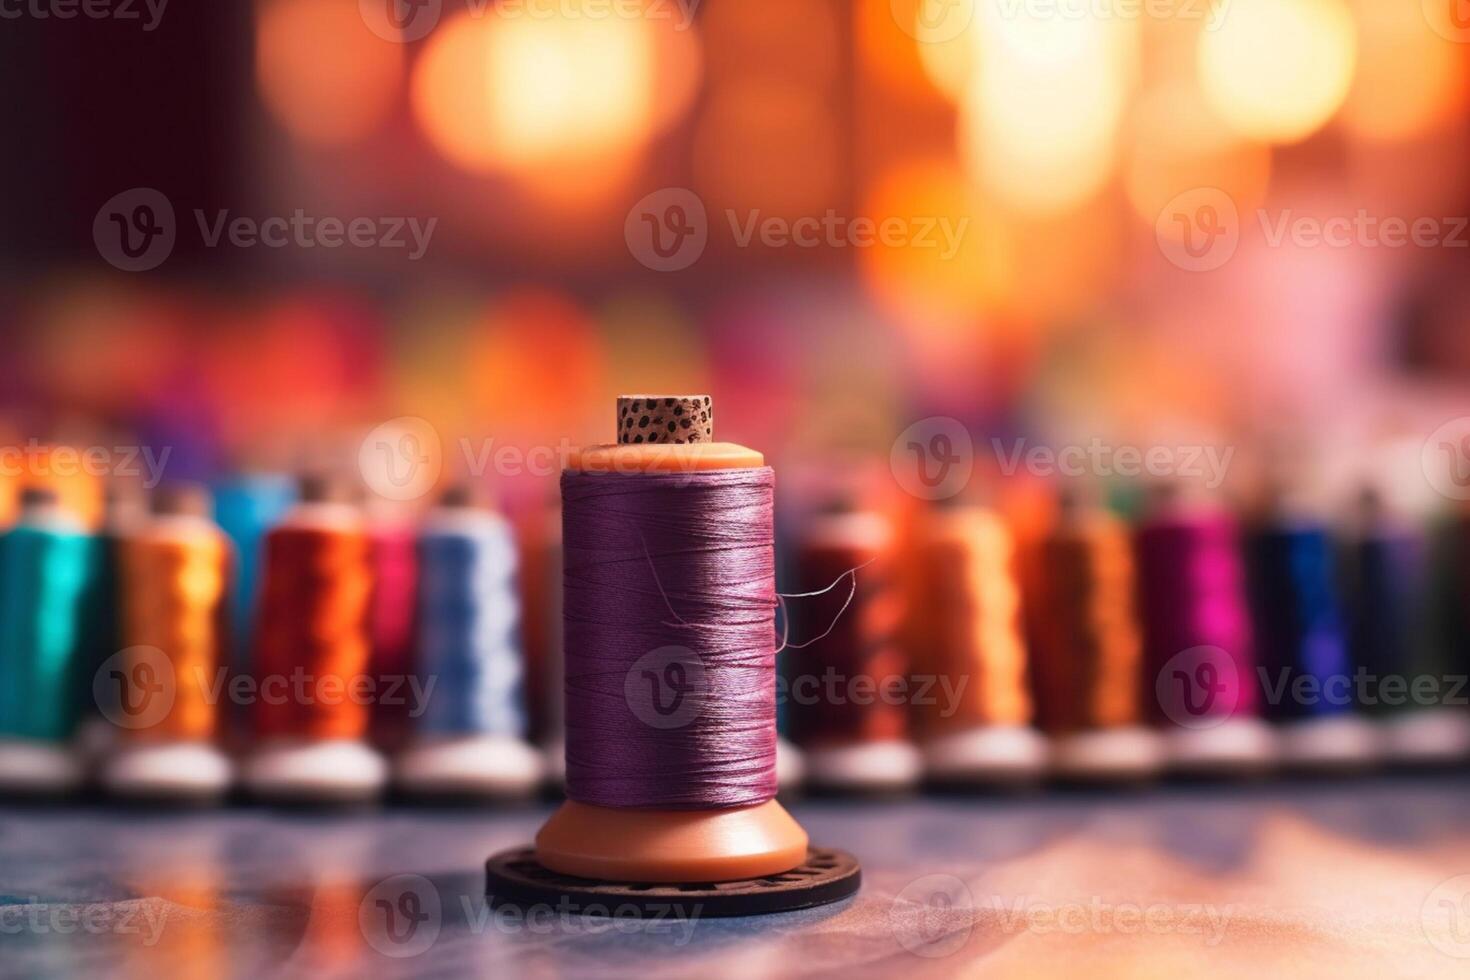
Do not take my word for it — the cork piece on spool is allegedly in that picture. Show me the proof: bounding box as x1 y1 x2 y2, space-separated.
616 395 713 445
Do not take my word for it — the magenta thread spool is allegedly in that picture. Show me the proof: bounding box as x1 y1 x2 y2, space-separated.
1134 492 1275 776
365 508 418 754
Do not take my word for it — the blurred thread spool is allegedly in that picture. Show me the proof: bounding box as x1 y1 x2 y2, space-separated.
1134 494 1274 776
787 509 922 794
1350 491 1470 764
772 505 806 794
0 486 96 794
393 485 542 798
101 483 234 801
906 505 1047 788
1027 500 1162 783
212 473 295 691
1245 514 1377 772
74 482 149 765
240 474 386 803
365 509 418 754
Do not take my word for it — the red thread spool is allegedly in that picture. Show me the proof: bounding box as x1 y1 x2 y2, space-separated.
787 510 922 794
241 475 387 802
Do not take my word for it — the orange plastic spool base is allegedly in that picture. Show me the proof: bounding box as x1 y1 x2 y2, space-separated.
534 435 810 883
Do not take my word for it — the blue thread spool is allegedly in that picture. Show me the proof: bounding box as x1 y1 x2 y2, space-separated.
393 486 541 798
212 472 296 661
1246 517 1377 771
0 487 97 795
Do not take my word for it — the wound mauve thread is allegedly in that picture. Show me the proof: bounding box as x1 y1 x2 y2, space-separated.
561 467 778 809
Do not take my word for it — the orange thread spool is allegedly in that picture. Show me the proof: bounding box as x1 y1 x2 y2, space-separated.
1028 508 1144 735
907 507 1032 735
117 511 230 741
253 513 374 741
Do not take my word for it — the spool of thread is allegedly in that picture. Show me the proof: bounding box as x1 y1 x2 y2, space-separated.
0 486 97 794
365 507 418 754
530 502 568 788
212 472 295 671
1134 493 1274 775
771 505 807 794
787 508 922 794
905 504 1047 787
1027 499 1161 782
1349 491 1470 764
393 484 542 798
503 394 854 904
240 474 386 803
1245 512 1377 771
74 482 149 765
100 482 235 800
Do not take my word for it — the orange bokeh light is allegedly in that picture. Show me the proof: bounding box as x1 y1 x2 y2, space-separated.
256 0 404 147
1197 0 1357 144
412 5 696 204
859 156 1013 346
958 9 1138 215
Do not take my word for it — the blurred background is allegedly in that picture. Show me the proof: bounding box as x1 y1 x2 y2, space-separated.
0 0 1468 519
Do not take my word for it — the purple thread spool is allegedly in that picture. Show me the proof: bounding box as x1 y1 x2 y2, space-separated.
561 467 779 808
528 396 818 886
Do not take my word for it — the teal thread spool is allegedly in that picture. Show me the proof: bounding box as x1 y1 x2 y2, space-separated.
0 486 98 793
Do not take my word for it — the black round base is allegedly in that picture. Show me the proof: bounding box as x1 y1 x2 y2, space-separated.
485 846 860 918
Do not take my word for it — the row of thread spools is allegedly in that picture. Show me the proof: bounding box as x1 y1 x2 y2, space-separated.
787 483 1470 793
0 472 548 803
0 469 1466 803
